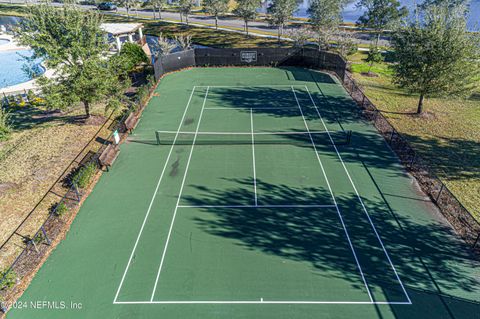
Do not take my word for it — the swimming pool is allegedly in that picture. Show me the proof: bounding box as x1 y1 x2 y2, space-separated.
0 38 10 46
0 50 45 89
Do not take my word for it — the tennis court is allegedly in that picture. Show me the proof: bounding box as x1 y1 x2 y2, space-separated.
7 67 480 319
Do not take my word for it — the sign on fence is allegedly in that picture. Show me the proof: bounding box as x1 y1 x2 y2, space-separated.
240 51 257 63
113 130 120 145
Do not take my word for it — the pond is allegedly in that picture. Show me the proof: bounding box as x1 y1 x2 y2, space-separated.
261 0 480 30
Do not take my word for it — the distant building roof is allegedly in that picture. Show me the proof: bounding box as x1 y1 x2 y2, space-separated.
100 23 143 36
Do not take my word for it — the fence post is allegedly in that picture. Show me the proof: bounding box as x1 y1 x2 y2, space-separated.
409 153 416 168
435 184 445 203
473 232 480 249
41 226 51 245
389 130 395 144
30 239 39 254
74 185 81 202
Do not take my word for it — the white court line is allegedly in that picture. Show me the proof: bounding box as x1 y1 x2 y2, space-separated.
304 85 412 304
114 300 411 305
113 87 198 304
157 130 329 135
204 106 299 110
250 108 258 206
195 85 306 88
177 204 336 208
291 86 373 303
150 87 210 302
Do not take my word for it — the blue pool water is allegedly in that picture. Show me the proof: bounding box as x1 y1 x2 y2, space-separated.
0 50 45 89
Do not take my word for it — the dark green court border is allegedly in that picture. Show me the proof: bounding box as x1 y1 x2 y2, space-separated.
7 68 480 319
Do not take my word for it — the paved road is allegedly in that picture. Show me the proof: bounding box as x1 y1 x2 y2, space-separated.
0 0 389 46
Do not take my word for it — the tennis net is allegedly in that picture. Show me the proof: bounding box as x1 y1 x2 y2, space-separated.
150 130 352 146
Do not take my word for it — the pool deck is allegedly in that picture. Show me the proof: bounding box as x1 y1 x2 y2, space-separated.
0 34 28 52
0 34 53 96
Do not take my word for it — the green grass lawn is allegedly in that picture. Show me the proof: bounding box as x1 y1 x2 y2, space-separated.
103 15 291 48
349 51 480 221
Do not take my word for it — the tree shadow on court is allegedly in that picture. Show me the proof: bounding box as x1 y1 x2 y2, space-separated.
278 67 337 84
183 179 480 318
204 68 373 136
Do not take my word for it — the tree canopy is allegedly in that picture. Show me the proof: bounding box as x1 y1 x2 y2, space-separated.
267 0 298 39
17 3 129 117
391 5 480 114
357 0 408 46
115 0 137 18
204 0 229 29
179 0 194 24
308 0 348 49
144 0 168 19
234 0 262 36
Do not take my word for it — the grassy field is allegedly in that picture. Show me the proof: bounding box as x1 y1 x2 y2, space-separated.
349 51 480 221
0 4 291 48
102 15 292 48
0 104 109 259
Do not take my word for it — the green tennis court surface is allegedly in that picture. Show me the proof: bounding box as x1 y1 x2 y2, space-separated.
7 68 479 319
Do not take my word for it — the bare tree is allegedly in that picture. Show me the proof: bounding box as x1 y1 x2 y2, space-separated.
175 34 193 50
158 33 176 55
285 27 314 47
335 29 357 57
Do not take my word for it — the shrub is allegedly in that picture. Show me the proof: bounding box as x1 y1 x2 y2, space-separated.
26 90 46 107
33 231 45 244
51 201 68 216
30 97 46 107
0 269 17 290
17 95 27 108
137 85 150 106
119 42 149 72
72 162 97 189
146 74 156 90
7 95 16 109
27 89 36 102
0 108 12 141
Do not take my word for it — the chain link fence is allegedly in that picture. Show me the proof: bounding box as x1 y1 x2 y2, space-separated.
0 79 156 313
2 48 478 313
342 73 480 253
154 48 347 81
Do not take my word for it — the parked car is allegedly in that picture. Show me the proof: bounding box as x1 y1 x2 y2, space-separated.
97 2 117 11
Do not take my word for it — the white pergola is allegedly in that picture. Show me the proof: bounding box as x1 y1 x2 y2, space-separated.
101 23 145 52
